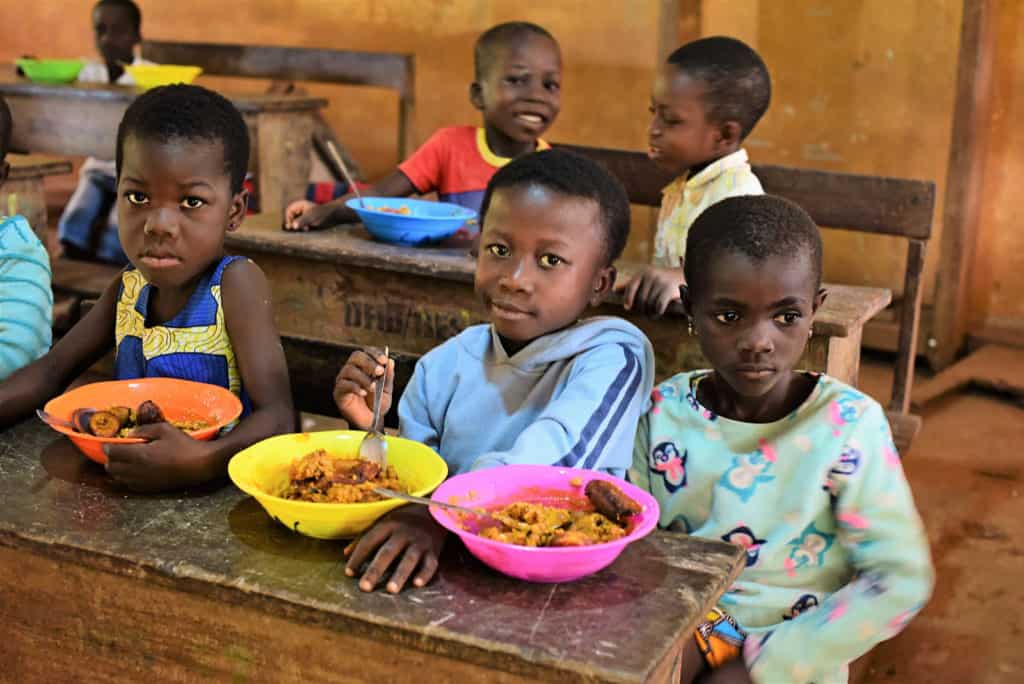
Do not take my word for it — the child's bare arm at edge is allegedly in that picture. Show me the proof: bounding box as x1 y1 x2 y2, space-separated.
614 265 686 317
0 273 120 429
283 170 417 232
333 349 394 431
104 259 295 491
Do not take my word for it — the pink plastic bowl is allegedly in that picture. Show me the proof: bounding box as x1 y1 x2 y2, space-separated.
430 464 659 583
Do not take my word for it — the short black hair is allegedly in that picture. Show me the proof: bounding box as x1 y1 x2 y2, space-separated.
684 195 823 295
0 95 11 160
94 0 141 33
116 84 250 193
479 149 630 265
474 22 558 81
667 36 770 140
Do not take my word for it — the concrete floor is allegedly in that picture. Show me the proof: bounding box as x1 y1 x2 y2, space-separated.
857 353 1024 684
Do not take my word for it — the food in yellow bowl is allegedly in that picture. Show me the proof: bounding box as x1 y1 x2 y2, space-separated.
124 64 203 90
281 449 404 503
228 431 447 540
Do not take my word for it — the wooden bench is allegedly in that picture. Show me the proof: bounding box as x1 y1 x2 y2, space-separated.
224 213 889 393
0 72 326 214
142 40 416 161
3 154 72 242
555 144 935 453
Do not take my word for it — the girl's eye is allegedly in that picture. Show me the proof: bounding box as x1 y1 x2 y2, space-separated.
545 80 560 92
648 104 656 114
181 197 206 209
486 244 510 258
775 311 802 325
714 311 740 324
124 191 148 206
539 254 563 268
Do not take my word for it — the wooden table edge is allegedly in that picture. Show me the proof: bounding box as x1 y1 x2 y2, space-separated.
2 525 727 683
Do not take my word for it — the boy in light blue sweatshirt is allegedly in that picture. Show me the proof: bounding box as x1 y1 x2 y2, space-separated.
334 149 655 593
0 95 52 380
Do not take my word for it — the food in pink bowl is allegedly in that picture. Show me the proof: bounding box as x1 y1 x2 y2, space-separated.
430 464 659 583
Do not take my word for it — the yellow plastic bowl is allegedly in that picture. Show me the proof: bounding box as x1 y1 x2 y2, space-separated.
124 64 203 90
228 431 448 540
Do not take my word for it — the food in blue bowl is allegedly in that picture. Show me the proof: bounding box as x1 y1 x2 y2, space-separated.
346 197 477 246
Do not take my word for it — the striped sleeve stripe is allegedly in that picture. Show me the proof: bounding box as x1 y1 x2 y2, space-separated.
555 343 640 469
0 316 50 348
582 347 644 470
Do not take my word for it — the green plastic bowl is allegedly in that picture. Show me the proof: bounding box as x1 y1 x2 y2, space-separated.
16 59 84 84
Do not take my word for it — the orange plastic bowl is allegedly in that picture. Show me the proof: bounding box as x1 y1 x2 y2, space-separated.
42 378 243 464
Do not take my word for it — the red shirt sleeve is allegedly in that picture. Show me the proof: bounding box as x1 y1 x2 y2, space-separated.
398 128 456 194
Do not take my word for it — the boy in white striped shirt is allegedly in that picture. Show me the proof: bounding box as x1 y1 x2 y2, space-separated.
620 36 769 316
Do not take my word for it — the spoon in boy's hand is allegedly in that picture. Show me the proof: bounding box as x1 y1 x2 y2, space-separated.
326 140 365 208
357 346 389 467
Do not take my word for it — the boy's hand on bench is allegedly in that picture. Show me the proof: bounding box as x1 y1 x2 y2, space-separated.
616 266 685 317
343 506 447 594
333 349 395 430
283 198 353 231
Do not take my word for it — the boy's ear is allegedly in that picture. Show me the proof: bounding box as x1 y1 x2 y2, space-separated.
680 285 694 318
469 82 485 111
716 120 743 152
227 187 249 232
0 160 9 186
812 287 828 313
589 265 616 306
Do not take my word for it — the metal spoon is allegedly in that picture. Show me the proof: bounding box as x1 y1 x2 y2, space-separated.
357 346 388 467
36 408 74 431
372 487 530 530
326 140 365 208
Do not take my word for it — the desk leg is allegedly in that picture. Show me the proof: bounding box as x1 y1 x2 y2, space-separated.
249 110 315 217
825 329 863 387
1 176 48 243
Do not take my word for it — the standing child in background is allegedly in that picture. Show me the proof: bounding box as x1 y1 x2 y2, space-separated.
334 150 654 594
620 36 769 316
58 0 154 265
284 21 561 243
630 196 933 684
0 96 52 381
0 85 294 492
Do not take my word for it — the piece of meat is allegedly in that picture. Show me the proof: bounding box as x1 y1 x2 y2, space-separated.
329 459 381 484
585 480 641 524
135 400 166 425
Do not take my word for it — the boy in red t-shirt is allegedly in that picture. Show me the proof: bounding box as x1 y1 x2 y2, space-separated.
284 22 561 240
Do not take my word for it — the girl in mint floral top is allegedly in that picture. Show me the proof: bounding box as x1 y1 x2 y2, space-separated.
629 196 933 684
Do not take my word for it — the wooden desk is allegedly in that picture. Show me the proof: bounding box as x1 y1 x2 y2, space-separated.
0 419 744 683
3 153 72 241
226 214 892 385
0 74 326 213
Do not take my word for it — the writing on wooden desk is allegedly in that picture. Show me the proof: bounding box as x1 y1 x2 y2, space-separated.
343 296 485 342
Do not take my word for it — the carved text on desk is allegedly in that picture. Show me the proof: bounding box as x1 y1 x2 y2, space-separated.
343 297 486 341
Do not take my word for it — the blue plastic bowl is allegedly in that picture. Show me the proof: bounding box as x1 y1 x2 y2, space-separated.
347 197 477 247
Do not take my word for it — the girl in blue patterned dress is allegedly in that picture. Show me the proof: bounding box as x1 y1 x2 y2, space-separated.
629 196 933 684
0 85 294 492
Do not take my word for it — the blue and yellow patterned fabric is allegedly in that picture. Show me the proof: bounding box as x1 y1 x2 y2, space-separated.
114 255 252 417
